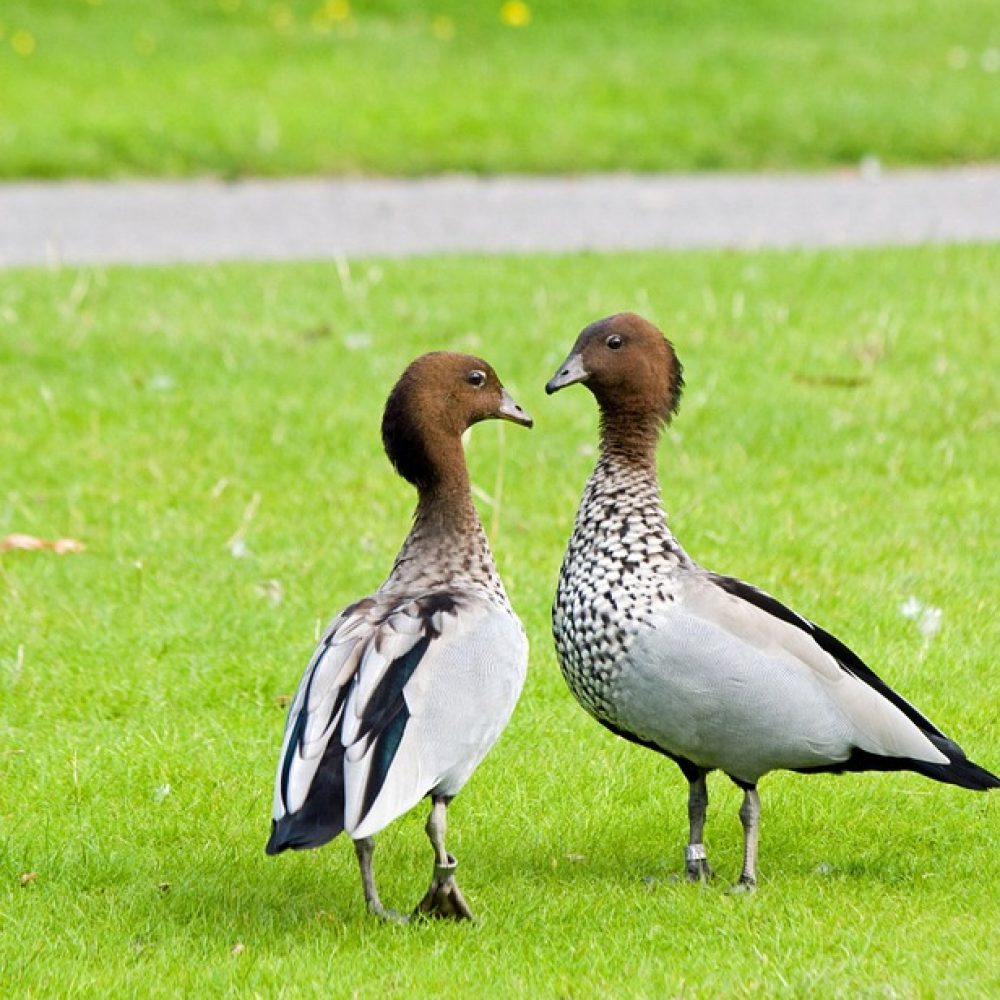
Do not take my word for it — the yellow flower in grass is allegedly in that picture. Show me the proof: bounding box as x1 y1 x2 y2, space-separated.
500 1 530 27
311 0 351 33
322 0 351 21
12 29 36 56
431 15 455 41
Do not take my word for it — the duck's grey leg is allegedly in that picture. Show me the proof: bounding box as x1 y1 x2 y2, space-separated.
414 796 474 921
735 786 761 890
685 773 713 882
353 837 408 922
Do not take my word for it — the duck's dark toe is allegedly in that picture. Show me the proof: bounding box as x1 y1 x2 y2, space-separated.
414 858 474 921
685 858 714 883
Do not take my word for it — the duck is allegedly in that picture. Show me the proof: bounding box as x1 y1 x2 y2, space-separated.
267 352 532 920
545 312 998 889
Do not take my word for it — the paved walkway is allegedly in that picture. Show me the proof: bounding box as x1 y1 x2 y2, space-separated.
2 166 999 266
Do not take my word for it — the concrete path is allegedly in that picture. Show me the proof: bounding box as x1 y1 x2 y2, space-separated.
2 166 999 267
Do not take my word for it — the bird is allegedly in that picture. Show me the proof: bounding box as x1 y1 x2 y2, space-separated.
267 352 533 920
545 312 998 889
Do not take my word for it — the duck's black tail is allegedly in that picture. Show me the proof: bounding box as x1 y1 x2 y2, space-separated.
917 735 1000 791
266 741 347 855
265 811 344 855
795 735 1000 790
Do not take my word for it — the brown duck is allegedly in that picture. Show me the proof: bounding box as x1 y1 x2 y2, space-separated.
267 352 532 920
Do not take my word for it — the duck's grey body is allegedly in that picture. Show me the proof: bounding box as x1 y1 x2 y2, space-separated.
547 312 998 887
555 452 955 786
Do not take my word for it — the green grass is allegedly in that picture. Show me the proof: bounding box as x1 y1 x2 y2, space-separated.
2 0 1000 178
2 244 998 997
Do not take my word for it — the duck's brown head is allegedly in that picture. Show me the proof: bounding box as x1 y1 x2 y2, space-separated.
545 313 684 425
383 352 532 489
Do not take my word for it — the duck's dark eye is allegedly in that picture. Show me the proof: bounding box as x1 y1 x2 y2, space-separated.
606 335 623 350
466 369 487 387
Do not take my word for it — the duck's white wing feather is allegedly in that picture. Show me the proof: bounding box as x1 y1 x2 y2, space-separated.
611 571 947 784
267 592 526 852
346 600 527 839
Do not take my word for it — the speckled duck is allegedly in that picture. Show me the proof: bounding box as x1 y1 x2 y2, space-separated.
546 312 998 888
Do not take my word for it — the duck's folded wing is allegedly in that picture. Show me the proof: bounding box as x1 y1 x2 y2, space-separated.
708 573 946 730
344 597 527 840
679 573 954 769
267 592 526 853
266 597 381 853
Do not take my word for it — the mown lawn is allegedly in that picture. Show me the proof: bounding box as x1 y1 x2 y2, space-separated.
1 244 998 996
2 0 999 178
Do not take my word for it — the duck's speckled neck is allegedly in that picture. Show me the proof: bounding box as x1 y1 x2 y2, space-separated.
565 449 691 588
385 469 510 607
552 442 690 722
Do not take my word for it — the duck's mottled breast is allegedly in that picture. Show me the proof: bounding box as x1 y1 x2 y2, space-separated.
386 515 516 617
553 456 689 721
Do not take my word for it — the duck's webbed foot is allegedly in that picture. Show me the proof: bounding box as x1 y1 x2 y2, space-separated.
728 875 757 895
413 796 475 921
368 900 411 923
415 855 474 921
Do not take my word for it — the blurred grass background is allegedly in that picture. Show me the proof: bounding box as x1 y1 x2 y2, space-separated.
1 0 999 178
3 3 999 996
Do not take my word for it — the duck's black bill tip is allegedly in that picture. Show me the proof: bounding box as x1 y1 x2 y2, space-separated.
497 388 533 428
505 410 534 429
545 353 587 395
504 413 534 429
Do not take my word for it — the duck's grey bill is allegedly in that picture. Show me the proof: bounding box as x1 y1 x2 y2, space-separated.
545 352 588 394
499 388 533 428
